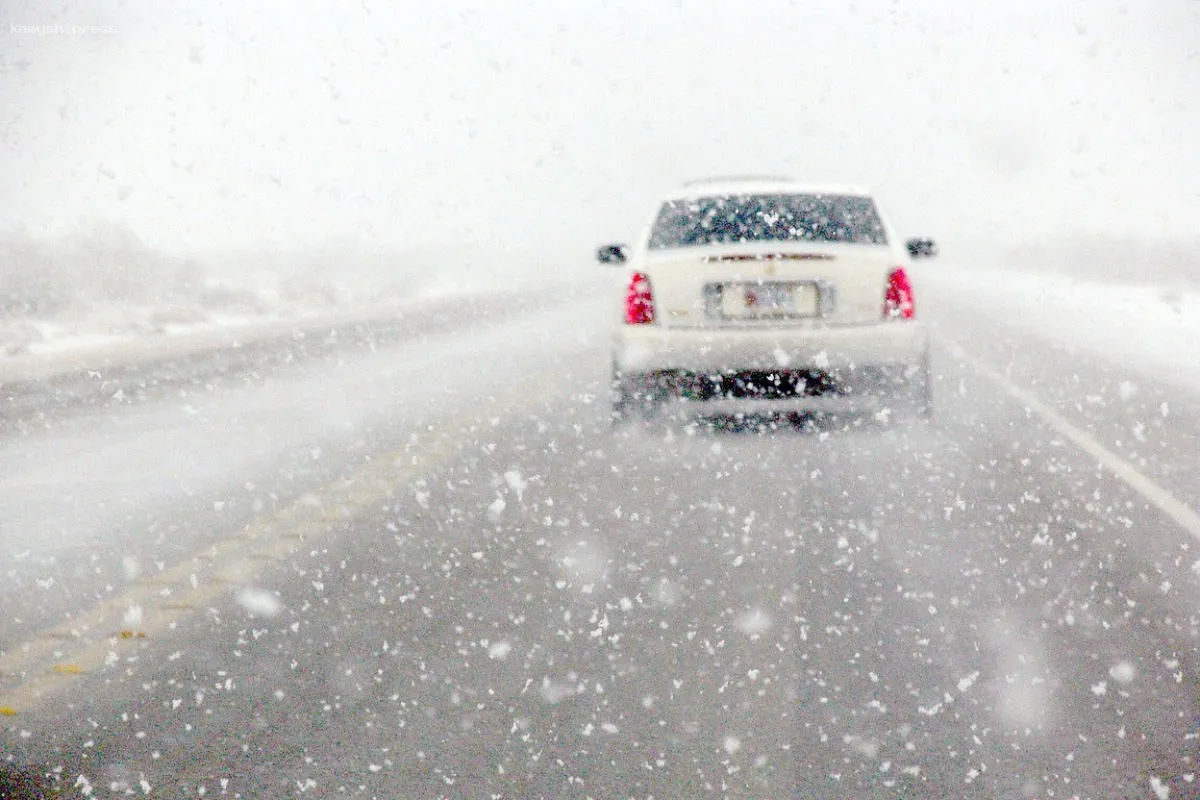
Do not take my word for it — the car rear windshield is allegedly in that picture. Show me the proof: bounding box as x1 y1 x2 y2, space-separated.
648 193 888 249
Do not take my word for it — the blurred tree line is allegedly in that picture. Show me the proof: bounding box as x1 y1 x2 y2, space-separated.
0 222 203 317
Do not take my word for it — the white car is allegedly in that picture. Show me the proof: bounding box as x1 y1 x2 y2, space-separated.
597 178 935 424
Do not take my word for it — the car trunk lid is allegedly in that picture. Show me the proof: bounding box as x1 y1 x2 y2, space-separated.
643 241 894 328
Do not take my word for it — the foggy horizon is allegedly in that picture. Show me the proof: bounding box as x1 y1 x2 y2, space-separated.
2 0 1198 258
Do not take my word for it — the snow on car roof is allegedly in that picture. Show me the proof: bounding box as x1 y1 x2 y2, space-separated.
664 179 874 201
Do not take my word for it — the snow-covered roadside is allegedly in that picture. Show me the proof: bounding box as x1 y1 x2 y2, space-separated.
917 263 1200 395
9 259 1195 394
0 269 581 385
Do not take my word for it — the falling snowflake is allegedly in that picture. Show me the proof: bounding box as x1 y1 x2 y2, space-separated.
236 588 282 618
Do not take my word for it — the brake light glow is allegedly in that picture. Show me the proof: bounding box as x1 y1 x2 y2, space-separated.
883 267 915 320
624 271 655 324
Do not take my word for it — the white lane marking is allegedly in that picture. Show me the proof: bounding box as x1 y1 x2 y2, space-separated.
951 343 1200 545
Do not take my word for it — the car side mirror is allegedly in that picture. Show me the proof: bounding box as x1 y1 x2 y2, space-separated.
596 243 629 265
905 238 937 259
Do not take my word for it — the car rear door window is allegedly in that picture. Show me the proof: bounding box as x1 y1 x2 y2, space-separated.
648 194 888 249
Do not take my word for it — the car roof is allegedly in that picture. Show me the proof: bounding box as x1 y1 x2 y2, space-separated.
663 179 874 201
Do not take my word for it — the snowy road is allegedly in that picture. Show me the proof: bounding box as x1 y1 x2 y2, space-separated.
1 268 1198 798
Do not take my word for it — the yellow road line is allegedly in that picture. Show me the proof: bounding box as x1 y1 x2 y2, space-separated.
0 368 573 714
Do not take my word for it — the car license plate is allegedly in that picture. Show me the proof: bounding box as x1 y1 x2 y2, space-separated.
721 282 817 318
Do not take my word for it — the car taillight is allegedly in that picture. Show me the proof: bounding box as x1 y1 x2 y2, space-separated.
883 267 915 320
624 271 655 324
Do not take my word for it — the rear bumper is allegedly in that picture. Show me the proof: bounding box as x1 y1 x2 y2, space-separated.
612 320 930 374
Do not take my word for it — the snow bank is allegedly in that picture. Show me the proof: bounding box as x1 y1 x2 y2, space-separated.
919 263 1200 395
0 226 576 382
0 286 466 385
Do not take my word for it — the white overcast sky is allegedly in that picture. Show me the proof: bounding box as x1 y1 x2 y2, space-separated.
1 0 1197 256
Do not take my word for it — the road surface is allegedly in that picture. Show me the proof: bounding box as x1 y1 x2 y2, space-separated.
1 268 1197 799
